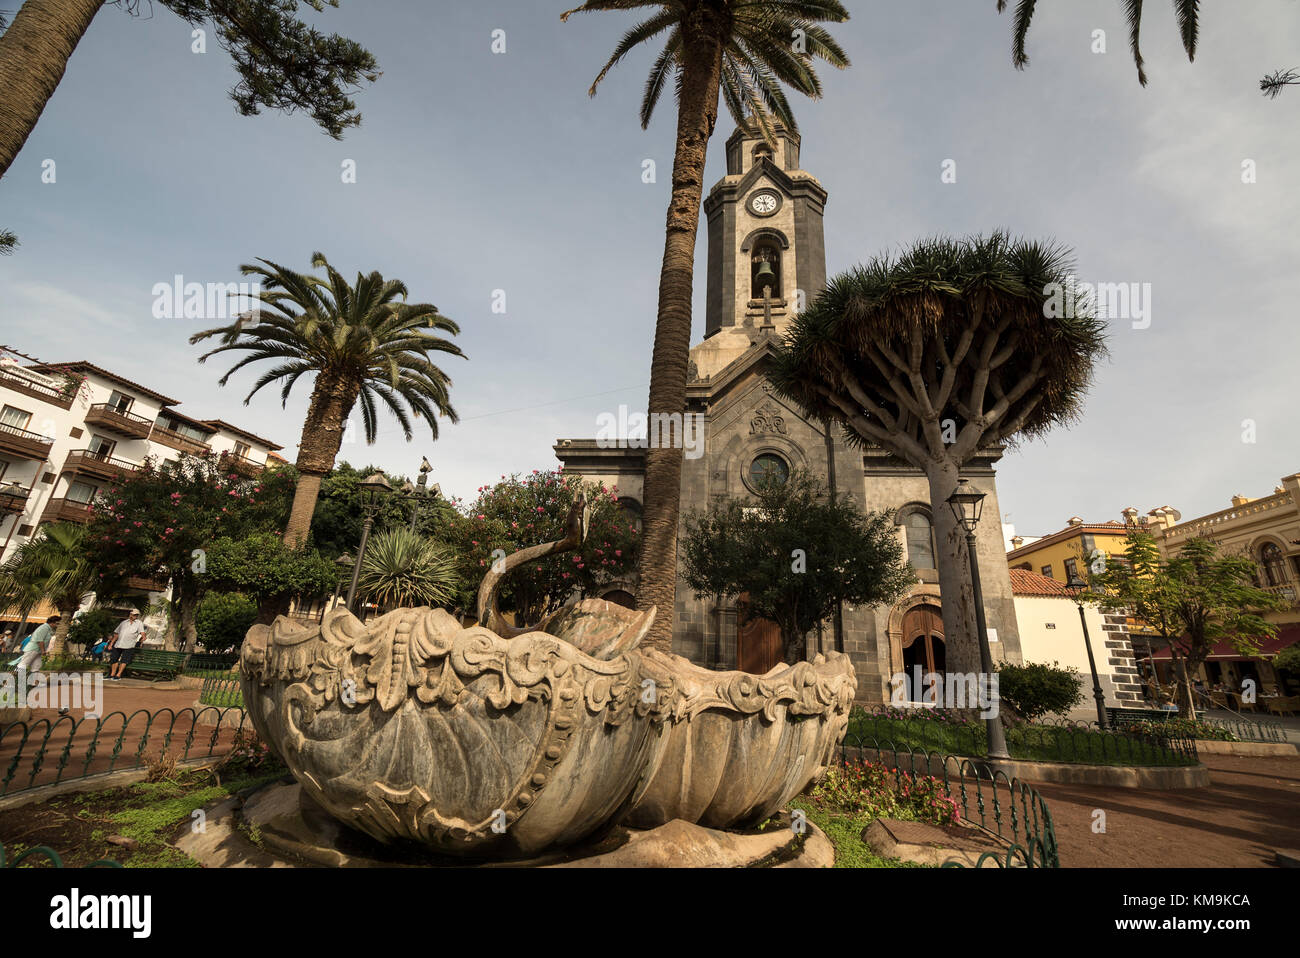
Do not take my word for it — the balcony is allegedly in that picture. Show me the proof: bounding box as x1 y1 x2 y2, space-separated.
219 451 264 477
1261 582 1299 606
0 483 31 515
0 366 74 409
63 449 139 482
0 420 53 460
150 426 211 456
84 402 153 439
126 575 169 592
41 497 93 524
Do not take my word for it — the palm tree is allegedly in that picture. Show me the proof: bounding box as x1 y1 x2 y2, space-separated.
561 0 851 651
0 522 102 656
356 527 460 612
191 252 465 549
998 0 1200 86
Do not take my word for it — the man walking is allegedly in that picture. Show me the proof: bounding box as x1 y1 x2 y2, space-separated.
106 610 146 681
14 615 60 674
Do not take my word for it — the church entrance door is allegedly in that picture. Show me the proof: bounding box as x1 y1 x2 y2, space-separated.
736 594 783 674
900 605 945 701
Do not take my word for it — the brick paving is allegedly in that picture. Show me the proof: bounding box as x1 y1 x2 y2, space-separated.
1029 753 1300 867
1 679 244 794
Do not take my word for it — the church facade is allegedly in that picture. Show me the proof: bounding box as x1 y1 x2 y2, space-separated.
555 124 1022 703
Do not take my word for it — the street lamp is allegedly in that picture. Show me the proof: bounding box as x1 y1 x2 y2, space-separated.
945 478 1011 761
403 457 440 532
1066 571 1109 728
345 472 392 613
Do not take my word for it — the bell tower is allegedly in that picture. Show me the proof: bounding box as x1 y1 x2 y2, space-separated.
702 121 829 338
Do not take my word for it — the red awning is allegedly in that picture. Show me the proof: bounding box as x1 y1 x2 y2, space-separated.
1149 623 1300 660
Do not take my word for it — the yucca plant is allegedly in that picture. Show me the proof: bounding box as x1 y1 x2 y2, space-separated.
356 527 460 612
191 252 465 548
562 0 851 650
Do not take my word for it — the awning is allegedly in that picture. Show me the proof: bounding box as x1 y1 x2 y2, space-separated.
1149 623 1300 660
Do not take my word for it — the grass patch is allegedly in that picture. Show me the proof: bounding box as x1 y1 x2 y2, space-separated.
789 798 928 869
0 747 286 868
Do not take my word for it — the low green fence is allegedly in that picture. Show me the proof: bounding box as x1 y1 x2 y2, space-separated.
849 709 1198 767
199 675 244 709
185 652 239 674
1201 716 1288 744
0 707 246 797
838 731 1060 868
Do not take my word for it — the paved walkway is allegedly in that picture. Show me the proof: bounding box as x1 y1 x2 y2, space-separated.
1 679 244 794
1029 753 1300 867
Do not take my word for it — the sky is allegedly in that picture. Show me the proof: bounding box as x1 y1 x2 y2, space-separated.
1 0 1297 540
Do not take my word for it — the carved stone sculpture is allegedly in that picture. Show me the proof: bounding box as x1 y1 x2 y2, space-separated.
240 499 855 859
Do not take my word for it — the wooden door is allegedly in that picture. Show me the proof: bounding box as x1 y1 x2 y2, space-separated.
736 594 783 674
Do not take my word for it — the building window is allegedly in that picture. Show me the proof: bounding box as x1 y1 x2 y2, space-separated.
1063 558 1079 583
749 453 789 489
905 513 936 569
0 460 7 483
107 390 133 414
1 405 32 430
87 435 116 460
750 243 782 299
1041 564 1053 579
1259 542 1288 587
66 480 97 504
232 441 251 460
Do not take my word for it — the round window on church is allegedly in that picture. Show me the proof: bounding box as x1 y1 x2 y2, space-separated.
749 453 789 490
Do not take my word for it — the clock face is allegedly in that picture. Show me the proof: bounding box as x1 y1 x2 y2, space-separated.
750 192 779 215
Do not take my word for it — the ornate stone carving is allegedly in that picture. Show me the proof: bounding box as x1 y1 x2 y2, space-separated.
750 401 788 435
240 504 857 859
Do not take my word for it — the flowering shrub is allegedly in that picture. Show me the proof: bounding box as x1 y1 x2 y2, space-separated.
867 705 980 727
809 760 961 825
440 470 639 621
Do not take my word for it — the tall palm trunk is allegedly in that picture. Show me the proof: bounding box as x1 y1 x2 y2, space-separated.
47 604 76 657
0 0 105 179
924 460 982 676
284 374 359 548
636 13 724 653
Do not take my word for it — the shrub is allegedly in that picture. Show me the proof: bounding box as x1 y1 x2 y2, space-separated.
1127 717 1237 742
995 661 1083 722
809 760 960 825
194 592 257 652
67 608 118 650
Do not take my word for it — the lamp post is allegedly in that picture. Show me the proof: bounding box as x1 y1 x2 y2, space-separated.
1066 571 1109 728
945 478 1010 761
400 457 440 532
345 472 392 613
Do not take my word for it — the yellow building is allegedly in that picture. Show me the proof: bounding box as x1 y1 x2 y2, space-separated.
1005 515 1150 584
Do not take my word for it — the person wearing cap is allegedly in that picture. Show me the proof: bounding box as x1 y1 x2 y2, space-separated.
107 610 146 681
13 615 60 674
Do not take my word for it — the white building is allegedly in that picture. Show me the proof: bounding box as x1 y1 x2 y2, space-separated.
1009 568 1143 710
0 354 284 566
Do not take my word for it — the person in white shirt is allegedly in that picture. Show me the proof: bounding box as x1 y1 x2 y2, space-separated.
107 610 147 681
12 615 59 673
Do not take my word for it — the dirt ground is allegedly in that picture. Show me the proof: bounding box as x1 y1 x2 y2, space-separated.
1029 753 1300 867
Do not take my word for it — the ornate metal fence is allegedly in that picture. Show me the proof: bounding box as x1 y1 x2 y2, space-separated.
1200 716 1288 743
838 731 1060 868
0 707 246 797
198 675 244 708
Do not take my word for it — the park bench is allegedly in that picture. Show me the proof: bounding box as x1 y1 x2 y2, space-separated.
122 650 191 680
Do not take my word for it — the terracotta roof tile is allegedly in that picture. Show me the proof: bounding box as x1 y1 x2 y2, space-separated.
1009 568 1074 597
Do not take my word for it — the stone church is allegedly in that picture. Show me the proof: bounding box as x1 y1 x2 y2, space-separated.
555 123 1021 703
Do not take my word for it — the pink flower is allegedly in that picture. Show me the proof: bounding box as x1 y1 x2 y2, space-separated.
536 506 544 513
165 527 174 534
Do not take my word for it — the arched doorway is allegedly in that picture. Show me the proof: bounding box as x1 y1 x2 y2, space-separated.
601 589 635 609
736 594 783 674
900 605 945 701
